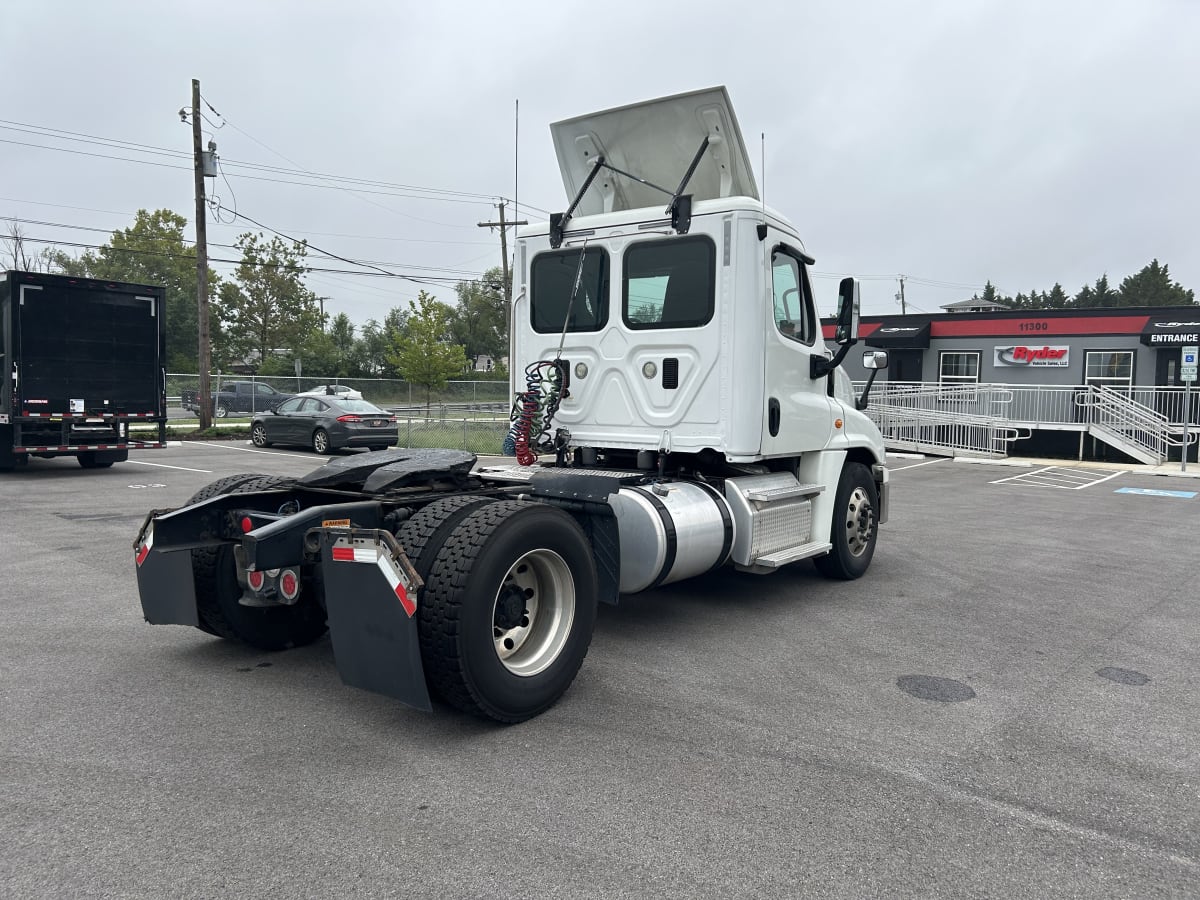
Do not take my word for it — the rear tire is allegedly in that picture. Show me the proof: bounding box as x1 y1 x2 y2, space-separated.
420 500 598 723
215 404 228 419
312 428 331 455
188 474 328 649
395 495 499 584
813 462 879 581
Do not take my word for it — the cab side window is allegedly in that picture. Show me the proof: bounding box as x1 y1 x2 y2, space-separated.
771 251 816 345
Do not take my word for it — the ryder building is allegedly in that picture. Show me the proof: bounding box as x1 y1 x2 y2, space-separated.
828 305 1200 463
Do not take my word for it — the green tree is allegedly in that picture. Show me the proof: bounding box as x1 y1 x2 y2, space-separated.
302 312 364 377
1117 259 1196 306
46 208 215 370
387 291 467 410
359 306 412 376
214 232 323 371
1073 275 1118 308
1045 283 1070 308
448 267 509 369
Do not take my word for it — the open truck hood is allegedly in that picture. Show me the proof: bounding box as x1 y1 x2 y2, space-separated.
550 86 759 217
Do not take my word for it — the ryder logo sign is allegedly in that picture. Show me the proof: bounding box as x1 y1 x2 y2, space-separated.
994 345 1070 367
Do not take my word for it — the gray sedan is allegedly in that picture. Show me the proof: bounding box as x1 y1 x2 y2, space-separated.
251 396 398 454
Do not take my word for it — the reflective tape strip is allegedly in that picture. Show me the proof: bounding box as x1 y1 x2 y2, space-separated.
13 443 163 452
331 538 416 617
135 526 154 567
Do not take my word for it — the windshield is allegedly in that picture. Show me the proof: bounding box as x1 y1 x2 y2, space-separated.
337 399 387 414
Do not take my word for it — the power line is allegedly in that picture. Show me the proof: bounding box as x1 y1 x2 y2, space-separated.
0 199 494 246
0 117 555 215
0 137 192 171
13 234 486 283
0 118 537 205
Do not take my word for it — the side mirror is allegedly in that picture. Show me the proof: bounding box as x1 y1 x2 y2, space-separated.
863 350 889 370
834 277 861 345
811 277 862 380
855 350 888 411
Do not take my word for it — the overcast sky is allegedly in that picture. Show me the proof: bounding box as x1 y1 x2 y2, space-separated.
3 1 1198 325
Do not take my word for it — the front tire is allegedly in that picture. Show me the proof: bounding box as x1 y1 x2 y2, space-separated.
814 462 879 580
420 500 598 723
312 428 331 455
250 424 270 447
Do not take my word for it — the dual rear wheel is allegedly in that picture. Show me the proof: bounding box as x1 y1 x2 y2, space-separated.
401 499 598 723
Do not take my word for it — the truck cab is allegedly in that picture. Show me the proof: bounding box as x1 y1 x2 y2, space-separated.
505 87 888 573
513 88 883 463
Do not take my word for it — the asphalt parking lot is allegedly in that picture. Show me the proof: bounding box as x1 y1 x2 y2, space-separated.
2 443 1198 898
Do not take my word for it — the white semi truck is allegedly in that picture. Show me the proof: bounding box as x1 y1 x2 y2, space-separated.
133 87 890 722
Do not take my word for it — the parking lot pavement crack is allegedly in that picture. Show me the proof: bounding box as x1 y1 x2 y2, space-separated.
925 775 1200 872
743 741 1200 871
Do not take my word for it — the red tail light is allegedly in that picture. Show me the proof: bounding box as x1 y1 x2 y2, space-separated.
388 416 397 424
279 568 301 602
336 414 362 423
247 570 265 591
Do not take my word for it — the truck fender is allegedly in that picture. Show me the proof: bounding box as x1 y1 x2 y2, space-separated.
795 450 848 546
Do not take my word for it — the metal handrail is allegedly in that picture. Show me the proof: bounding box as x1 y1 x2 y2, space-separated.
858 380 1200 461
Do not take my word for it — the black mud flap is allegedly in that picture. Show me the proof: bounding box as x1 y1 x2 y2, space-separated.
318 528 432 712
133 514 199 626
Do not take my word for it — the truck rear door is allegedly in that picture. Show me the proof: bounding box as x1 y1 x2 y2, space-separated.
18 282 161 416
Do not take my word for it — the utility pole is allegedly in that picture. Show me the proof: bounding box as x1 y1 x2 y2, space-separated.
191 78 213 430
897 275 907 315
477 200 528 308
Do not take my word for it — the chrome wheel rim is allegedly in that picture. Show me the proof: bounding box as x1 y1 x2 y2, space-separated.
251 425 266 446
492 548 575 677
314 431 327 453
845 486 875 557
215 405 227 418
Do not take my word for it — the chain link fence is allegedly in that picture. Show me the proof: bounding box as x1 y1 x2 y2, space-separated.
167 373 511 414
166 373 514 455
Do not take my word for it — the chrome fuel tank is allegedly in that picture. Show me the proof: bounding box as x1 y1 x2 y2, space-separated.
608 481 735 594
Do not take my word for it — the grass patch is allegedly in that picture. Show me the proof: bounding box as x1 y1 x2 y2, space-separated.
173 426 251 440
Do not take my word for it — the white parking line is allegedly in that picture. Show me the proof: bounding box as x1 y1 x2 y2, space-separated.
989 465 1056 485
126 460 213 473
990 465 1127 490
890 458 948 471
190 442 330 462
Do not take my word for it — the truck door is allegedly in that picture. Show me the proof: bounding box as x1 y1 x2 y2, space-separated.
759 245 834 455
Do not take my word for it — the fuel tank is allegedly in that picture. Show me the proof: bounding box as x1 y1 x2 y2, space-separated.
608 481 734 593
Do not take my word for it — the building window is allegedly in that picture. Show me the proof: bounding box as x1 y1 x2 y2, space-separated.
939 351 980 389
1085 350 1134 389
938 350 980 402
623 236 715 330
